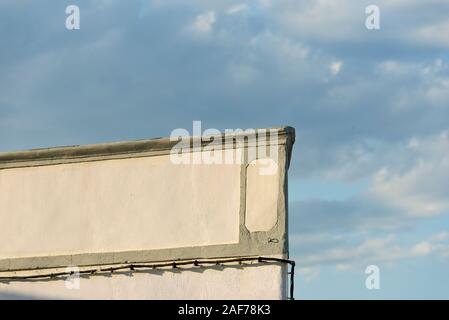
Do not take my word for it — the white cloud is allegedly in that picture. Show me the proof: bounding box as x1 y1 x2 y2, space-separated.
258 0 272 9
291 130 449 273
293 231 449 270
335 264 352 271
411 242 433 256
274 0 360 41
330 61 343 76
371 131 449 217
432 232 449 242
376 60 415 76
245 31 333 82
249 31 310 62
295 235 400 267
227 3 249 15
261 0 449 50
376 59 449 79
413 19 449 48
297 266 320 282
426 77 449 106
290 233 346 247
192 11 216 34
301 126 449 218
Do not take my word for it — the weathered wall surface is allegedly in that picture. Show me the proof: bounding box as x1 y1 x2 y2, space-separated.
0 127 295 300
0 154 241 259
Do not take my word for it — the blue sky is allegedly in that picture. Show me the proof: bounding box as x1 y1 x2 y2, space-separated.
1 0 449 299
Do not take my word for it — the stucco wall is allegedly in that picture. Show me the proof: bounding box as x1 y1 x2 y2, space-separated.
0 153 241 259
0 263 287 300
0 127 295 299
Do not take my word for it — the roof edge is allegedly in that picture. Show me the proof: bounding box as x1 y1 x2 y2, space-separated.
0 126 295 169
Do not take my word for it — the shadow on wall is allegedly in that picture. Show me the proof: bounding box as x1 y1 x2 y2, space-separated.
0 291 42 300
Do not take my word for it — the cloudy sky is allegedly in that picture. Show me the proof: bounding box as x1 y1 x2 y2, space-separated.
1 0 449 299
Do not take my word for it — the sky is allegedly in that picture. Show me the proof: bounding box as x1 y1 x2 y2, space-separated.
1 0 449 299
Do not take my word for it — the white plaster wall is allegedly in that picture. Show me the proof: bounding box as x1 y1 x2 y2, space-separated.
0 154 241 259
245 159 279 232
0 264 286 300
0 144 289 300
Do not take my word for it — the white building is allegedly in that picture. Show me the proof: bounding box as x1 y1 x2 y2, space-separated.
0 127 295 299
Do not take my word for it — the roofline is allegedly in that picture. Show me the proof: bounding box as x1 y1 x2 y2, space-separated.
0 126 295 170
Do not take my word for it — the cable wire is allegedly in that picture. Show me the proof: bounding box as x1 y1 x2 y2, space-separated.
0 256 296 300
